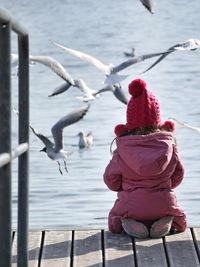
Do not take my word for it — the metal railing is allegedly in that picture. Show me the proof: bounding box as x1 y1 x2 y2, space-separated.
0 8 29 267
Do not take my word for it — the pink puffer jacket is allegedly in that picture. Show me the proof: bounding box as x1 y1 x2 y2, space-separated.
104 132 187 233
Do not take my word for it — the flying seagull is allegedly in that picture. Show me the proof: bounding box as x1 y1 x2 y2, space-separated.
169 117 200 133
49 79 128 104
30 105 90 174
48 78 97 102
78 131 93 149
141 38 200 74
51 40 168 86
139 0 154 14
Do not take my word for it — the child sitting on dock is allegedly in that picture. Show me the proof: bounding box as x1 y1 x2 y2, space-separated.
103 78 187 238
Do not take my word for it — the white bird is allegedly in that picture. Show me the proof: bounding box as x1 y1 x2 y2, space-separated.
78 131 93 149
169 117 200 133
30 105 90 174
73 79 97 102
94 84 128 105
141 38 200 74
29 55 75 86
49 79 128 104
51 40 167 86
139 0 154 14
48 78 97 102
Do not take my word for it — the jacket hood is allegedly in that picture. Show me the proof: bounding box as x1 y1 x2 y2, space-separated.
116 132 174 176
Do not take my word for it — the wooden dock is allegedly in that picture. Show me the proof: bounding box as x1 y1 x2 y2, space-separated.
12 228 200 267
11 227 200 267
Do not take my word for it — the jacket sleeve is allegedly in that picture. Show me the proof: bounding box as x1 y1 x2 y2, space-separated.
171 144 184 189
103 150 122 192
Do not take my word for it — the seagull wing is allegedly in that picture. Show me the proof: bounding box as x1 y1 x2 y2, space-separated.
29 125 54 148
93 85 112 96
48 82 73 97
74 79 93 95
140 50 174 74
51 105 90 152
112 51 168 73
51 40 111 74
86 131 93 146
139 0 154 14
74 79 96 101
112 84 128 105
169 117 200 133
29 55 75 85
141 39 200 74
13 106 53 148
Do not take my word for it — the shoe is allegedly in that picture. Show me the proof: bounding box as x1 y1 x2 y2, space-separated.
121 218 149 239
150 216 174 238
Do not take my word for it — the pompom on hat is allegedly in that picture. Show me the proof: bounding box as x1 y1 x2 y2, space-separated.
114 78 175 137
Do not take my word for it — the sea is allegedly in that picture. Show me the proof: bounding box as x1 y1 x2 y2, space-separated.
1 0 200 230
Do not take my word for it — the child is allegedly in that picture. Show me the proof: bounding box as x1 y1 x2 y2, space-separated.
103 78 187 238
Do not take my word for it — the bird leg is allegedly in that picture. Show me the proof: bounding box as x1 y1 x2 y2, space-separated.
57 161 63 175
64 160 68 173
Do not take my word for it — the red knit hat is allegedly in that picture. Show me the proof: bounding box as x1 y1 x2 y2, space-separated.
114 79 174 137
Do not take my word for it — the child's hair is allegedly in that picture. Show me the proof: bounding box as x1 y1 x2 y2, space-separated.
110 124 173 154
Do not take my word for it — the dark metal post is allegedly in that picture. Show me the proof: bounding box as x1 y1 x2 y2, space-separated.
0 21 12 267
17 34 29 267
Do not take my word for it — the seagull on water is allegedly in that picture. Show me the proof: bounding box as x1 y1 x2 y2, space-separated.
124 48 136 58
139 0 154 14
169 117 200 133
51 40 168 86
141 38 200 74
30 105 90 174
78 131 93 149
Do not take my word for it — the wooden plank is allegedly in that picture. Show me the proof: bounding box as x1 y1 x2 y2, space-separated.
73 230 102 267
12 231 17 267
134 237 168 267
40 230 71 267
12 231 42 267
165 228 199 267
192 228 200 262
27 231 42 267
104 231 135 267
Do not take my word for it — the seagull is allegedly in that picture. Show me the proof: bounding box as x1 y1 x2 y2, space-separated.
139 0 154 14
29 55 75 86
30 105 90 175
49 79 128 104
48 78 97 102
169 117 200 133
124 48 136 57
94 84 128 105
73 79 96 102
141 38 200 74
51 40 168 86
78 131 93 149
